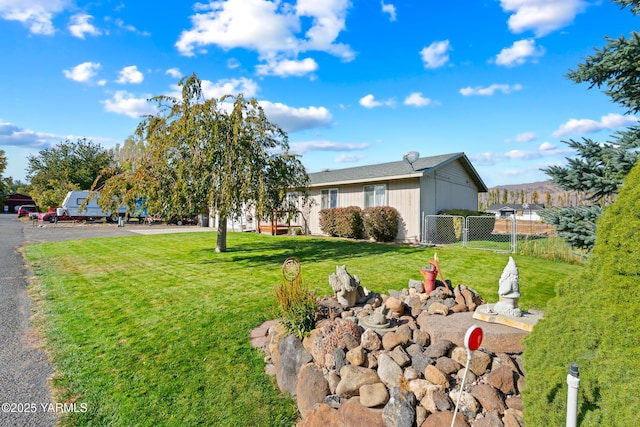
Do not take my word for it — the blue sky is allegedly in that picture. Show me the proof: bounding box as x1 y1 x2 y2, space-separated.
0 0 637 187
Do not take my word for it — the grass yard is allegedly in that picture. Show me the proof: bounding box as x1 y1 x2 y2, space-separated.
25 231 582 426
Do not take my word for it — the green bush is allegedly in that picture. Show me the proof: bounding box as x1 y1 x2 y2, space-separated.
319 207 363 239
523 161 640 426
362 206 399 242
319 208 337 236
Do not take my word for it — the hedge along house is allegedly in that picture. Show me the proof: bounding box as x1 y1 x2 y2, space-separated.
299 152 488 242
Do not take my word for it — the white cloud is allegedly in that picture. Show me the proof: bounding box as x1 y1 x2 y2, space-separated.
552 113 639 137
176 0 297 56
404 92 432 107
495 39 544 67
507 131 537 143
255 57 318 77
359 94 394 108
0 120 59 148
259 101 333 132
175 0 354 66
381 1 396 21
290 140 369 154
460 84 523 96
113 18 150 36
0 0 70 35
116 66 144 84
539 141 556 151
68 14 101 39
226 58 241 69
336 153 366 163
166 68 182 79
505 149 533 160
360 94 381 108
103 91 156 119
200 77 259 99
500 0 588 37
63 62 101 83
420 40 451 69
470 144 572 166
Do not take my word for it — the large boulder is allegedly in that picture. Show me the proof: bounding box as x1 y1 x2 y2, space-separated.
296 363 330 416
276 334 313 397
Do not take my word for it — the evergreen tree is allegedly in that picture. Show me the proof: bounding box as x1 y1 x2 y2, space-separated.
540 0 640 250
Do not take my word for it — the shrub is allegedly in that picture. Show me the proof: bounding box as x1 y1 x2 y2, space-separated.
274 258 316 340
319 208 337 236
362 206 399 242
523 161 640 426
319 207 363 239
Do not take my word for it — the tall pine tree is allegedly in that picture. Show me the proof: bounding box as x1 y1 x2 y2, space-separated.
541 0 640 250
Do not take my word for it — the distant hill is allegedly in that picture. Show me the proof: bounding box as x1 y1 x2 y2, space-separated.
479 180 590 209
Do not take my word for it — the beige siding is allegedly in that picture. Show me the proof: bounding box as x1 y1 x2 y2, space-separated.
387 179 420 241
420 161 480 215
305 179 421 241
305 158 483 242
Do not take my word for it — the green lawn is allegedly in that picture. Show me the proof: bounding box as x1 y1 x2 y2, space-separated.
25 231 582 426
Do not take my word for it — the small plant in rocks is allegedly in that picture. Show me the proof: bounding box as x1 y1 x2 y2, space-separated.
274 258 317 339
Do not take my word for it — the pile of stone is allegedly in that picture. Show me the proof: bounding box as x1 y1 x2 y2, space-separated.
255 266 527 427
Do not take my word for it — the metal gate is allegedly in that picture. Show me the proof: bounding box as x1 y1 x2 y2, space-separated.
421 214 517 253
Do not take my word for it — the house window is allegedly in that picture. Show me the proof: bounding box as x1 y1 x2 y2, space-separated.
364 184 386 208
321 189 338 209
286 192 300 224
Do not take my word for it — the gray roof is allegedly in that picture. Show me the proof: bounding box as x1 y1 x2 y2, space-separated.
308 152 487 191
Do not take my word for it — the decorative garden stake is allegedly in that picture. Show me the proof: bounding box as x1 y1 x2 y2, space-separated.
452 324 483 427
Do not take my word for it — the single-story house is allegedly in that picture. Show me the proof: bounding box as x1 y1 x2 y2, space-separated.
295 152 488 242
486 203 545 221
2 193 36 214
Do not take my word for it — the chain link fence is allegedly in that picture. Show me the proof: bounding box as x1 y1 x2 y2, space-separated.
465 216 515 253
420 215 465 247
420 213 553 253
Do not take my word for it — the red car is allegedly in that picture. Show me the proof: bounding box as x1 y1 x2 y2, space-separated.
17 205 38 217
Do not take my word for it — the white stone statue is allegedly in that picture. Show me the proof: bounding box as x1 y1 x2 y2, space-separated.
329 265 374 308
493 256 522 317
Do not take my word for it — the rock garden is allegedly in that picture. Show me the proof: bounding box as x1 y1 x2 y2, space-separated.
251 256 530 427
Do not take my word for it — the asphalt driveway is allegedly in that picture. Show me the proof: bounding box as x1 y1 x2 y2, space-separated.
1 215 58 427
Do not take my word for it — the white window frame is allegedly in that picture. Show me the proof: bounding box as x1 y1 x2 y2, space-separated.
364 184 387 208
321 188 338 209
285 192 300 224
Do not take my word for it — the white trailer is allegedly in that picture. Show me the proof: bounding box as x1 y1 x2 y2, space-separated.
56 190 127 222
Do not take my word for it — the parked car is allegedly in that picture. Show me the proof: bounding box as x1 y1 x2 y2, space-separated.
38 209 73 223
167 215 199 226
17 205 38 218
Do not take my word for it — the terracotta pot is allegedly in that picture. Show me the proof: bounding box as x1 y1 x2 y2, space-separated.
420 267 438 293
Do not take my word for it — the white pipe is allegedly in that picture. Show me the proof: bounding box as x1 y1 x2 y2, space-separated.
566 363 580 427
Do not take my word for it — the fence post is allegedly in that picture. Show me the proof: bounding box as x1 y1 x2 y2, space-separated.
463 217 469 248
510 214 517 253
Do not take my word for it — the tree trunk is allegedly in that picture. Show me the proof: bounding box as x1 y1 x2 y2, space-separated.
216 215 227 252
